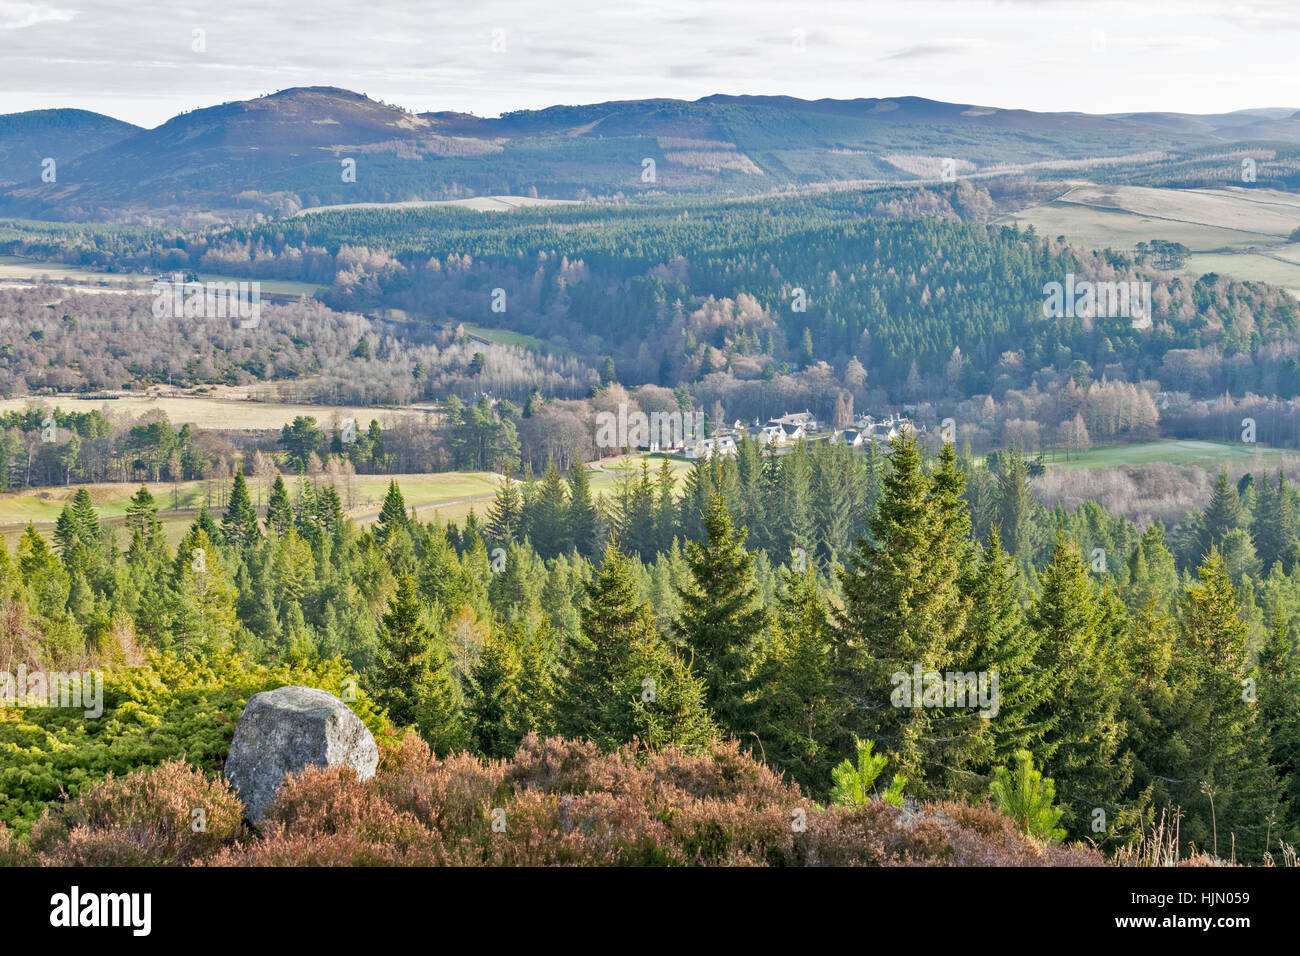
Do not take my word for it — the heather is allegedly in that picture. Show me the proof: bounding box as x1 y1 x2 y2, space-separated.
0 733 1103 867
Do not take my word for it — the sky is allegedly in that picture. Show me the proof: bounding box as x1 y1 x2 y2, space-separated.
1 0 1297 128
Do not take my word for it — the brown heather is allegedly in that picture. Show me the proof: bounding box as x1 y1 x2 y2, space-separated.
2 734 1105 867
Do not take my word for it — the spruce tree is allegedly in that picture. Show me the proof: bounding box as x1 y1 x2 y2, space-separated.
673 490 767 733
1201 468 1245 557
376 574 468 752
1257 599 1300 847
265 473 293 534
469 624 523 758
221 471 260 549
1172 550 1276 860
1026 531 1130 837
125 483 164 551
527 459 570 559
963 531 1045 769
171 526 239 658
833 433 967 794
751 566 840 794
485 467 523 546
567 463 598 557
375 479 409 544
559 543 715 752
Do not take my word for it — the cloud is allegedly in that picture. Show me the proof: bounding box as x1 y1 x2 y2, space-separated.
882 40 976 61
0 2 75 29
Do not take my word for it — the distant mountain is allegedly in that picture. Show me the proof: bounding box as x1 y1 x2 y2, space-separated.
1109 107 1300 143
0 87 1296 220
0 109 140 188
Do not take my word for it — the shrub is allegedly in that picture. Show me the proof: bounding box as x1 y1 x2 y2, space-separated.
0 651 389 836
989 750 1066 844
26 760 244 865
829 737 905 808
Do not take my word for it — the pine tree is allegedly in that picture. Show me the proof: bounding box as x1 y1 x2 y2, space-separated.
559 543 715 752
221 471 260 549
674 489 767 733
1026 531 1130 837
751 566 840 794
265 473 293 535
486 467 523 546
375 479 409 544
1172 550 1276 860
833 433 967 794
567 463 598 557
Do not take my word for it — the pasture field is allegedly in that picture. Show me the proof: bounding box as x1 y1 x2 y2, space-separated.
1044 439 1293 471
460 324 548 351
0 255 323 296
0 455 694 550
0 395 434 431
1004 182 1300 295
295 195 582 216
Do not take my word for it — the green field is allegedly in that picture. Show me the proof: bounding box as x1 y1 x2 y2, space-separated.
0 395 434 432
0 255 323 297
460 324 548 351
1005 182 1300 296
0 455 694 550
1044 439 1295 471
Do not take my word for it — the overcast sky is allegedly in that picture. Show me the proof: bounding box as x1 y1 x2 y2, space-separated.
1 0 1296 127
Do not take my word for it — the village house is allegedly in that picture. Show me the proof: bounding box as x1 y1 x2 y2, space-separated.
831 428 866 449
684 435 738 459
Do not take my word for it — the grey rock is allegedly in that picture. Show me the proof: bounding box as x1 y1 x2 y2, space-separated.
223 685 378 824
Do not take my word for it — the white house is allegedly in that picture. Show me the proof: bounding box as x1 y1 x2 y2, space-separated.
684 435 738 460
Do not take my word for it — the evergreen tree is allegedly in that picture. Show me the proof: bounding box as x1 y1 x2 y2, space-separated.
486 467 523 546
375 479 409 544
1201 468 1245 557
221 471 260 549
1257 599 1300 847
567 463 599 558
265 473 293 534
963 531 1045 768
995 444 1037 561
375 574 468 752
834 434 967 794
559 544 715 751
171 526 239 658
125 483 164 551
1026 531 1130 837
1172 550 1276 859
751 566 840 794
527 459 570 559
468 624 523 758
674 489 767 733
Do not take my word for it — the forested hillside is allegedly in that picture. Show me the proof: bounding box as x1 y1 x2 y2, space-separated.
4 188 1298 406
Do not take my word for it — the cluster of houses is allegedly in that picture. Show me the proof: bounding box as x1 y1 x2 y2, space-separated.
680 411 920 459
828 415 921 450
